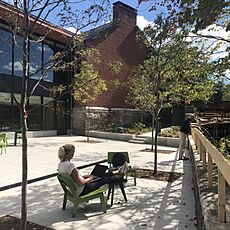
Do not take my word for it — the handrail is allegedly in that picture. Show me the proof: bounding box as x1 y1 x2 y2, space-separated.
192 128 230 185
191 127 230 222
0 159 107 192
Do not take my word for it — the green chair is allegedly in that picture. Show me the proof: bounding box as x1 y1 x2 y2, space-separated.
108 152 137 186
0 133 8 154
57 173 107 218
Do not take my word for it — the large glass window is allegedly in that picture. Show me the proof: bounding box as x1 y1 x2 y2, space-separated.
0 92 11 131
12 94 21 130
29 40 42 80
28 95 41 130
43 97 54 130
0 29 12 75
43 44 54 82
14 35 23 77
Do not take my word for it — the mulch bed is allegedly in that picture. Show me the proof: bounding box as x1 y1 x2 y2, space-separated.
0 215 53 230
75 140 103 143
139 148 174 154
136 168 183 182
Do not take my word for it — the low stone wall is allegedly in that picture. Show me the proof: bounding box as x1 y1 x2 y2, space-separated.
89 130 136 142
145 136 179 147
72 107 151 135
4 130 57 140
89 130 179 147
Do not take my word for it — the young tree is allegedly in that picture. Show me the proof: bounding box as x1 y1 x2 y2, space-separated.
1 1 110 229
127 15 216 173
137 0 230 83
71 52 107 141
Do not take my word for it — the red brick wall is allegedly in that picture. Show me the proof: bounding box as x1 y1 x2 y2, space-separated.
86 23 148 108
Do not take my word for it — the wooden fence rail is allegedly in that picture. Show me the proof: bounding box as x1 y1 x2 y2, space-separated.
191 127 230 222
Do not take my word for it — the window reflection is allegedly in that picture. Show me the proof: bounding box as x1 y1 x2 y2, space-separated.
12 94 20 130
43 44 54 82
0 30 12 75
43 97 54 130
29 40 42 80
14 35 23 77
28 95 41 130
0 92 11 131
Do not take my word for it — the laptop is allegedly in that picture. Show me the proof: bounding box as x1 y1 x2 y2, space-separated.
90 164 108 182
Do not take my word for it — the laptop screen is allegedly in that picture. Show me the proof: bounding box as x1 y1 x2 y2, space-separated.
91 164 108 177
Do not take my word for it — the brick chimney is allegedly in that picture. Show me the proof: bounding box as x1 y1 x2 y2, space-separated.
113 1 137 26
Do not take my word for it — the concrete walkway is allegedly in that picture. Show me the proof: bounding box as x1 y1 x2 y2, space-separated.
0 135 197 230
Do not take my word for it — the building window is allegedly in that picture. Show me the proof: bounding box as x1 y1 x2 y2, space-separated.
0 92 11 131
14 35 23 77
29 40 42 80
28 95 41 130
43 97 54 130
0 29 12 75
12 94 21 130
43 43 54 82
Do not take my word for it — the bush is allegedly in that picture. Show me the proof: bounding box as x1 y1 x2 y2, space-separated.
124 122 151 134
159 126 180 138
218 135 230 159
103 122 151 135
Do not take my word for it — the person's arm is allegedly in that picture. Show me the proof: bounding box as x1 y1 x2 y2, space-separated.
71 168 94 185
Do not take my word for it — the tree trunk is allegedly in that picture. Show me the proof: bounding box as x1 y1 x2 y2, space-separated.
151 113 154 151
154 116 159 174
86 107 90 142
20 1 29 229
20 116 28 230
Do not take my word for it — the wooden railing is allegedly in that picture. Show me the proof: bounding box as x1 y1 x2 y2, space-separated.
191 127 230 222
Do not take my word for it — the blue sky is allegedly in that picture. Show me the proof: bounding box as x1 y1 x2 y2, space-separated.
60 0 157 32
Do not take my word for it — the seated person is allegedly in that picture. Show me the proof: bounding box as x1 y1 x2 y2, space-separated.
58 144 117 196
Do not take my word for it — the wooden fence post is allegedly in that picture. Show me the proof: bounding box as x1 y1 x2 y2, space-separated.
207 153 213 188
197 139 202 161
218 169 226 222
200 142 206 170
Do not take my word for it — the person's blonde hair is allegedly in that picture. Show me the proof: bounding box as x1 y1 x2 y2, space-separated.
58 144 75 160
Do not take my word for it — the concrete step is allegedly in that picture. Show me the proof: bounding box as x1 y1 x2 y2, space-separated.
128 139 146 144
128 137 147 144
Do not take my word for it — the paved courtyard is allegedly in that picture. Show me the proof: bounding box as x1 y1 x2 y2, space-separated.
0 135 197 229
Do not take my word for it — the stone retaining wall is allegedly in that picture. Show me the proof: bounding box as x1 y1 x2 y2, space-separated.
72 107 151 135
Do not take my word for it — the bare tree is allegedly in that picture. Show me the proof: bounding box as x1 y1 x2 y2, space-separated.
0 0 111 229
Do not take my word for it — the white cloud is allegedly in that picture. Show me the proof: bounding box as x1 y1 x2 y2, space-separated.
189 25 230 60
64 27 81 34
137 15 153 30
199 24 230 40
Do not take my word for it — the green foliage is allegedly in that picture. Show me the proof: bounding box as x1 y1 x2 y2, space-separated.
125 122 150 134
72 61 107 105
127 15 216 115
218 135 230 160
107 61 122 76
138 0 230 85
159 126 180 138
103 122 151 135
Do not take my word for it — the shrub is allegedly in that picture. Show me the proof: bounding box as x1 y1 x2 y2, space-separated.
159 126 180 138
218 135 230 160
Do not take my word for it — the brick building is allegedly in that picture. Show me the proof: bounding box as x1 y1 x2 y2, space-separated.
0 1 151 135
72 1 149 134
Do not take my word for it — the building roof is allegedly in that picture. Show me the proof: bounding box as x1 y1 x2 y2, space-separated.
0 0 74 44
84 22 118 43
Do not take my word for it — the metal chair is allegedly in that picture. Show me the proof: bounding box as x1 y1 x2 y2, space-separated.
108 152 137 186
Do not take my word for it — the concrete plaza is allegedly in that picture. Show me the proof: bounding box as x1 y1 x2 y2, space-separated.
0 135 197 230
